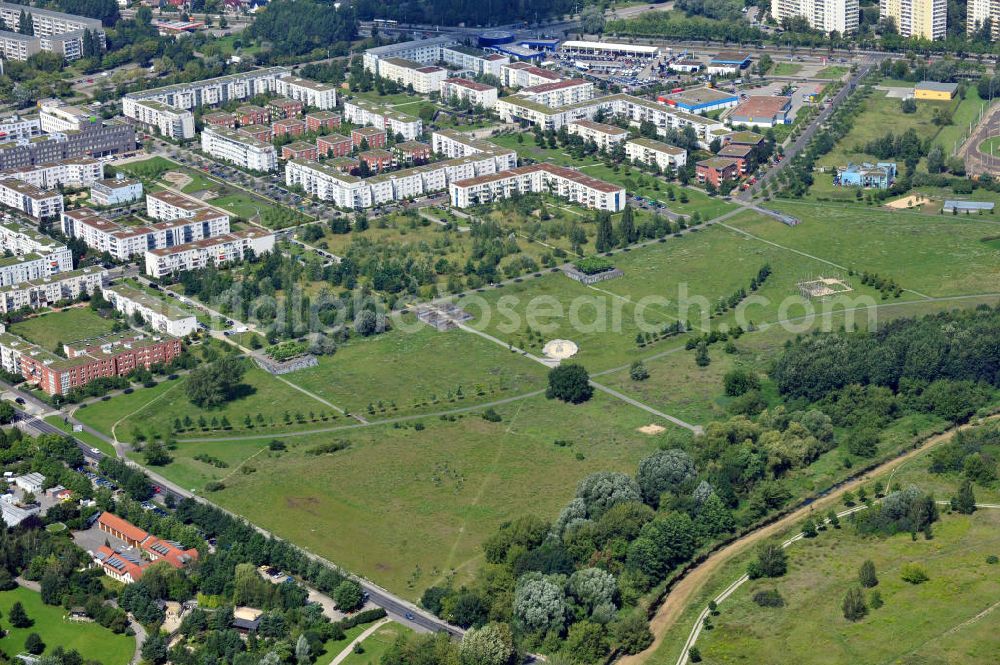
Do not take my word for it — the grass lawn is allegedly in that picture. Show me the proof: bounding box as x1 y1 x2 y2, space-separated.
977 134 1000 158
282 321 547 418
180 391 665 598
815 65 849 79
176 171 218 194
491 133 603 168
10 308 118 350
339 622 414 665
742 201 1000 297
43 416 116 457
211 193 265 219
113 156 175 181
933 88 985 153
693 509 1000 664
74 366 340 442
320 621 371 661
771 62 802 76
0 587 134 665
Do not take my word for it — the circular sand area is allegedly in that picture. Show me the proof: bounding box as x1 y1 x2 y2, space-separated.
543 339 579 360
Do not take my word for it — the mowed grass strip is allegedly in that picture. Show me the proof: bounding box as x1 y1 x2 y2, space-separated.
192 392 665 598
695 510 1000 665
338 622 414 665
10 308 118 350
0 587 134 665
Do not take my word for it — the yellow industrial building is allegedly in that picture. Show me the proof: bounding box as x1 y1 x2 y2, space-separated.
914 81 958 101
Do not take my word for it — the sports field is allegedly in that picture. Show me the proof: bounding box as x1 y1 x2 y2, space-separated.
0 587 134 665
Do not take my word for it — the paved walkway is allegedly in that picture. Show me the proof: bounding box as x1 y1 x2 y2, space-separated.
327 618 391 665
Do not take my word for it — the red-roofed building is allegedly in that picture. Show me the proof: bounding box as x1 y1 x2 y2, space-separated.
269 98 304 120
305 111 341 133
272 118 306 138
728 96 792 128
317 134 353 158
282 141 319 161
98 511 148 546
92 512 199 583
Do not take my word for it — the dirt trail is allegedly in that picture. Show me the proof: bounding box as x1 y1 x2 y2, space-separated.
620 417 997 665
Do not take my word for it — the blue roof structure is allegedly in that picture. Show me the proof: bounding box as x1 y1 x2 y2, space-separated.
518 38 560 51
490 44 545 61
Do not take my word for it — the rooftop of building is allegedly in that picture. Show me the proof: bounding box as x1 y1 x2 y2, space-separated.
282 141 316 152
519 78 591 95
442 78 496 92
697 156 740 170
0 266 103 295
123 67 290 100
725 130 766 145
146 229 273 257
569 119 628 135
731 95 792 117
666 86 739 105
278 75 336 91
103 282 196 322
365 36 458 56
915 81 958 93
559 40 660 54
718 143 754 158
452 162 623 193
627 136 686 154
711 51 752 64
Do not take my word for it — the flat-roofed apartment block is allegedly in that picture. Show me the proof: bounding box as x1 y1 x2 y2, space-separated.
1 157 102 190
0 114 42 142
0 2 105 61
0 178 63 219
130 100 195 140
275 75 338 110
0 123 136 170
351 126 387 148
39 102 99 134
377 57 448 95
0 217 73 280
567 119 628 151
90 176 143 206
269 98 304 120
0 31 40 61
500 62 562 88
440 78 499 109
968 0 1000 37
202 112 237 129
286 160 373 209
317 133 353 158
772 0 859 33
144 229 275 278
0 327 182 396
450 163 625 212
236 105 270 127
343 98 423 140
362 36 459 75
201 126 278 172
440 45 510 77
0 250 72 290
430 130 519 170
305 111 341 133
0 266 105 313
102 283 198 337
881 0 946 38
626 137 687 170
516 78 594 107
122 68 289 113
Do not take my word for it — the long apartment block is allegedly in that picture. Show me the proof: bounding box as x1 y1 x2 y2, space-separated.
102 282 198 337
0 178 63 219
144 229 275 278
0 123 135 171
275 75 338 110
449 163 626 212
343 99 423 141
0 266 106 314
0 218 74 287
129 100 196 140
200 125 278 172
1 157 102 190
123 68 290 112
0 2 105 61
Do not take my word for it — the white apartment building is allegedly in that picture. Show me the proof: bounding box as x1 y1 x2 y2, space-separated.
0 2 105 61
0 218 73 266
0 31 39 61
440 79 499 109
0 267 105 313
450 163 626 212
39 102 99 133
0 179 63 219
362 36 460 75
343 99 423 140
377 58 448 95
500 62 563 89
772 0 859 33
1 158 102 190
122 68 289 113
626 137 688 171
0 114 41 142
286 160 374 209
102 283 198 337
145 191 230 227
516 79 595 107
881 0 947 39
440 45 509 78
200 126 278 172
275 76 338 110
968 0 1000 37
130 100 196 140
567 120 628 151
144 229 275 278
90 177 143 206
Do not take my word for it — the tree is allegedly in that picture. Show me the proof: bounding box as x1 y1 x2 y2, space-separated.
859 560 878 588
618 205 637 246
568 568 617 612
926 146 944 174
900 563 929 584
546 363 593 404
24 632 44 655
564 620 609 663
747 542 787 579
295 634 312 665
953 479 977 514
141 634 167 664
635 449 696 506
459 622 516 665
513 574 566 634
595 213 615 253
580 5 606 34
695 341 710 367
577 472 641 519
801 518 818 538
334 580 364 611
612 614 653 654
9 601 31 628
143 441 171 466
900 97 917 113
0 400 15 424
185 357 247 407
724 369 760 396
842 586 867 621
629 360 649 381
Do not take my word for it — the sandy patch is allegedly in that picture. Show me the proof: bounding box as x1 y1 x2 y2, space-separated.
162 170 192 189
638 423 666 435
885 193 929 209
543 339 578 360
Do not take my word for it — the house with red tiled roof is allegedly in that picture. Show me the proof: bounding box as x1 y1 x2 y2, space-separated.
93 512 199 583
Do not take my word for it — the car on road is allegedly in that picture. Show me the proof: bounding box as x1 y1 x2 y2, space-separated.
405 612 414 620
15 397 24 405
90 448 101 455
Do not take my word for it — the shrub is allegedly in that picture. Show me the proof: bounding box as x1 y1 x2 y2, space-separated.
747 542 788 579
858 560 878 588
205 481 225 492
987 555 999 565
900 563 929 584
842 586 867 621
574 256 614 275
307 440 350 455
752 589 785 607
481 408 502 422
724 368 761 397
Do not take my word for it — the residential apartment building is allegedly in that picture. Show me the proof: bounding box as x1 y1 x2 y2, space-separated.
500 62 563 88
0 179 63 219
625 137 688 170
0 123 136 170
567 120 628 151
351 126 387 149
968 0 1000 37
0 267 105 314
102 283 198 337
202 112 237 129
771 0 859 34
236 105 270 127
123 68 289 113
275 75 338 110
305 111 341 133
272 118 306 139
144 229 276 278
90 177 143 206
440 79 499 109
39 102 99 134
696 157 741 187
450 163 625 212
0 2 105 61
0 31 39 61
281 142 319 161
129 100 196 140
377 58 448 95
516 79 594 107
238 125 272 144
343 99 423 141
394 141 432 165
0 114 41 142
201 126 278 172
269 98 304 120
440 45 509 77
1 157 102 190
881 0 946 39
362 36 460 75
317 134 353 158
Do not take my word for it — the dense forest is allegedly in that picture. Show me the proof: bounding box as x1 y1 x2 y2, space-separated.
353 0 575 27
246 0 357 58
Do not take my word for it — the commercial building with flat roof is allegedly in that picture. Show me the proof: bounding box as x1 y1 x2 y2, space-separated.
0 122 136 170
558 40 661 59
662 87 739 114
914 80 958 100
728 96 793 128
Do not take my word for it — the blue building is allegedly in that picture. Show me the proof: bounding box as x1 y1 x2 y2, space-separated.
489 43 545 61
836 162 897 189
478 30 515 47
518 38 560 52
